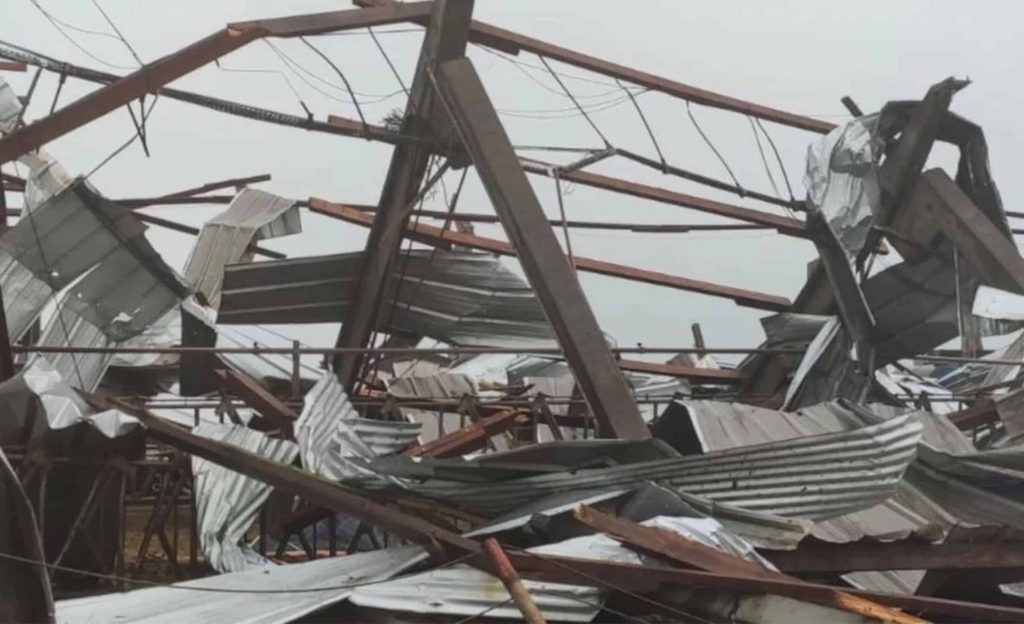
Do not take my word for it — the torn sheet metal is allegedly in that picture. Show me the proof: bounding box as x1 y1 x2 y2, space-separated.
387 372 475 399
182 189 299 310
56 546 426 624
804 115 880 258
296 372 420 480
996 388 1024 445
356 415 921 521
191 423 298 573
0 77 18 133
219 250 556 348
783 316 869 409
0 358 137 444
974 285 1024 321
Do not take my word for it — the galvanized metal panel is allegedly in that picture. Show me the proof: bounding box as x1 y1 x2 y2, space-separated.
192 423 298 573
220 250 555 348
352 415 922 521
55 546 426 624
182 189 299 310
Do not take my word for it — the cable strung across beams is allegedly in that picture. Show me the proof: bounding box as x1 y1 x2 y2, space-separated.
0 1 436 164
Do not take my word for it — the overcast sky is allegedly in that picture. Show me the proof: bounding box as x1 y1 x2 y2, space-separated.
2 1 1020 362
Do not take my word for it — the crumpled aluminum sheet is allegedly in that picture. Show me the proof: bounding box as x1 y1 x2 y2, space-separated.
191 423 298 573
352 415 922 521
183 188 299 311
0 358 137 444
804 114 880 258
0 77 18 133
55 545 426 624
296 372 420 481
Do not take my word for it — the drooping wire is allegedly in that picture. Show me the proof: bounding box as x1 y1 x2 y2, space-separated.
89 0 142 66
618 79 666 170
748 116 782 199
539 56 612 148
299 37 368 131
214 58 313 119
685 100 744 196
264 40 404 105
26 0 136 70
0 548 477 594
553 170 576 272
368 27 408 96
452 598 515 624
474 45 632 93
85 96 158 179
754 117 797 202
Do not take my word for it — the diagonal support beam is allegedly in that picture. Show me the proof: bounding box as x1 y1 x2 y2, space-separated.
332 0 475 390
431 57 648 440
0 2 433 164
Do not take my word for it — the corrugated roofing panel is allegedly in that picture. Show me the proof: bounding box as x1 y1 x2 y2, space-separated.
192 423 298 573
220 250 556 348
183 189 299 310
55 546 425 624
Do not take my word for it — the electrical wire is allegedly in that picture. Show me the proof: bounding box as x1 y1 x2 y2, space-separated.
90 0 142 66
214 58 313 118
474 45 634 93
748 116 782 199
300 37 368 130
26 0 136 70
264 39 405 103
0 549 477 594
539 56 611 147
754 118 796 202
619 79 666 169
85 95 158 179
368 27 408 96
453 598 515 623
685 100 744 196
26 0 119 40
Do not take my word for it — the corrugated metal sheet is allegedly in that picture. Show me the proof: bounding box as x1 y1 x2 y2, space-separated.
55 546 426 624
296 372 420 480
34 306 114 393
353 415 922 521
183 189 299 310
0 76 19 133
192 423 298 573
219 250 556 348
0 358 137 444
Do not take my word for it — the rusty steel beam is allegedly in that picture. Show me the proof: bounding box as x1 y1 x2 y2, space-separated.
309 198 791 312
948 398 998 431
483 538 547 624
503 551 1024 624
433 56 652 439
356 0 834 133
616 358 744 384
99 400 1024 624
521 160 807 237
573 505 922 624
0 61 26 72
0 3 433 164
333 0 475 391
403 410 525 458
765 538 1024 572
216 369 298 436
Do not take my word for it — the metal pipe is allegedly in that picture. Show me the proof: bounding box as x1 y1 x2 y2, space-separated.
9 344 799 355
483 538 547 624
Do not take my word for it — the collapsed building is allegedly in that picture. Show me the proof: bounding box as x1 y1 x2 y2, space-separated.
1 1 1024 623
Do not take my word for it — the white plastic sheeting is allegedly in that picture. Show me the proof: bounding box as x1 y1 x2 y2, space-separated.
192 423 298 573
56 546 426 624
296 372 420 480
804 115 880 257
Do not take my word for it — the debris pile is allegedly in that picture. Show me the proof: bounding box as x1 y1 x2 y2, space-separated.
1 2 1023 623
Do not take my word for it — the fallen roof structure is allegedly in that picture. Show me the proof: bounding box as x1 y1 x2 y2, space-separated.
1 0 1024 622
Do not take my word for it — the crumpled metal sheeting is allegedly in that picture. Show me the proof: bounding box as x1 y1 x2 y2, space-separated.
0 77 18 133
183 189 299 311
783 316 869 409
34 306 114 393
387 372 475 399
804 115 880 258
55 545 426 624
354 415 922 521
219 250 556 348
296 372 420 480
0 358 137 444
191 423 298 573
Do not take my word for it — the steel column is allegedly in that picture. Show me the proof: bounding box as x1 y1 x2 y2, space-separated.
432 57 648 439
332 0 475 389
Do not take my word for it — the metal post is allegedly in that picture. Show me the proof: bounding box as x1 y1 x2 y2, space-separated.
483 538 547 624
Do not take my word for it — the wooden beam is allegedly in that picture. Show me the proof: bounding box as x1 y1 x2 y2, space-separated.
308 198 791 312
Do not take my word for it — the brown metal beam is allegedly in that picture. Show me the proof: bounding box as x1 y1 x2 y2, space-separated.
357 0 834 133
0 61 27 72
433 56 651 439
0 3 433 164
215 369 298 437
948 398 998 430
309 198 791 311
521 161 808 237
403 410 525 458
573 505 921 624
333 0 475 391
765 538 1024 572
616 359 743 384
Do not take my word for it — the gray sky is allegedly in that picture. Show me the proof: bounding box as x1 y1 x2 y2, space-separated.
2 0 1020 362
